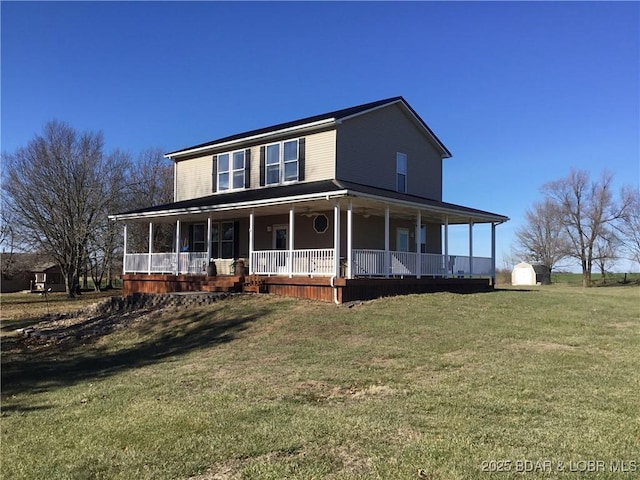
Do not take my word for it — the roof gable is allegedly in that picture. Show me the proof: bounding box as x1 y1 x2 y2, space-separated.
166 96 451 159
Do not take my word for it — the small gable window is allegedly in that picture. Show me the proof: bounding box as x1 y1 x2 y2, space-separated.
396 152 407 193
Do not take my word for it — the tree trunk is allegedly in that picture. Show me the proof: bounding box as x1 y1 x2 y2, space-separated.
582 270 591 288
64 265 76 298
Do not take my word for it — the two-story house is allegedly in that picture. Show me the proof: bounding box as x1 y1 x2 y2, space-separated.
111 97 508 302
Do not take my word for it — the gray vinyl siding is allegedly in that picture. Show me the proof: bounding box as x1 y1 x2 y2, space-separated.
253 212 335 251
350 216 441 253
336 103 443 200
178 211 441 263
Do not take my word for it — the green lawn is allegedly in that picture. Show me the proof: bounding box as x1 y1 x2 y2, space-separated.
550 272 640 286
1 286 639 479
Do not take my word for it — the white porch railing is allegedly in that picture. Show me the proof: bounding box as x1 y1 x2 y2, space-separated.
251 248 335 276
124 249 491 278
352 249 492 278
124 253 225 275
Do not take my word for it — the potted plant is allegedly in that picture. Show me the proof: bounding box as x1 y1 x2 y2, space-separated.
206 259 217 277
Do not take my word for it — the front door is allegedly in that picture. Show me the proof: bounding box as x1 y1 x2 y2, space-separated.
273 225 288 250
396 228 409 252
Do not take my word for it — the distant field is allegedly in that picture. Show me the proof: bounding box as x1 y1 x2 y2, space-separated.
1 285 639 479
551 272 640 285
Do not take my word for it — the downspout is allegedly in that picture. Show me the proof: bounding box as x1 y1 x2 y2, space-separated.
330 275 340 305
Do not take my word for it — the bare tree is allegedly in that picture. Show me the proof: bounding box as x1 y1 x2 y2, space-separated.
86 149 132 290
514 198 569 272
0 202 16 277
542 169 628 287
125 148 174 254
593 228 621 282
616 186 640 268
3 121 128 297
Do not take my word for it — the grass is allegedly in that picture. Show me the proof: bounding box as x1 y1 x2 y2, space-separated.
1 285 639 479
550 272 640 286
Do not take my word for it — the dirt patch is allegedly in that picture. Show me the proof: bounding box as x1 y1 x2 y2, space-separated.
188 445 374 479
188 451 297 480
607 321 638 330
11 293 231 346
512 341 577 352
293 380 403 404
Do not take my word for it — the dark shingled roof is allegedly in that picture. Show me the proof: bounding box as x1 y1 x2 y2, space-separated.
113 179 508 223
166 96 451 158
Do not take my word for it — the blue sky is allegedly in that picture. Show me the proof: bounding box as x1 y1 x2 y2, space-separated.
2 1 639 269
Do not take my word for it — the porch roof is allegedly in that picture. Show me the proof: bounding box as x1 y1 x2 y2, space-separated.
109 180 509 225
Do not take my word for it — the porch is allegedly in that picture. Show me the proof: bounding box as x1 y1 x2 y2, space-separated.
122 249 492 279
112 179 508 303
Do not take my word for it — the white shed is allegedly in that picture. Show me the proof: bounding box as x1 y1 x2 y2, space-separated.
511 262 550 286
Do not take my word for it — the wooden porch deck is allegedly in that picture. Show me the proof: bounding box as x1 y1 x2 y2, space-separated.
122 274 493 303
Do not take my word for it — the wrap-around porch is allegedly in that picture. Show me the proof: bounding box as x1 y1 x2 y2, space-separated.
114 180 507 302
121 202 498 280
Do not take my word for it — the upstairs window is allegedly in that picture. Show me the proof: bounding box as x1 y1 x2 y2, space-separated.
266 143 281 185
213 149 251 193
261 138 305 186
396 152 407 193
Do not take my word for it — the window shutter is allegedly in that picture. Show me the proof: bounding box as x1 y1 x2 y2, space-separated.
298 138 305 181
188 224 194 251
244 148 251 189
212 155 218 193
259 146 265 186
233 221 240 258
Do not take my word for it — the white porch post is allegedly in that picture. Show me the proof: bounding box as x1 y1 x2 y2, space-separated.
249 210 255 275
444 216 449 278
289 206 295 278
491 222 497 286
148 222 154 275
384 205 390 278
175 219 181 275
122 224 128 274
206 217 212 264
346 200 353 279
469 220 474 277
334 201 341 278
415 210 421 279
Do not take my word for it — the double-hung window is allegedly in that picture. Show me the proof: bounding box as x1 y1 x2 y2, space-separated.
266 144 281 185
192 224 206 252
396 152 407 193
209 221 235 259
265 139 299 185
217 150 246 191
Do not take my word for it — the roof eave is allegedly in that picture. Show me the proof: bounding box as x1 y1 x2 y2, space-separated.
108 189 351 222
345 189 508 223
165 118 337 160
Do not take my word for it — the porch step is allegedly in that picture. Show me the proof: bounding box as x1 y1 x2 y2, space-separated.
200 277 243 293
201 284 241 293
242 275 267 294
